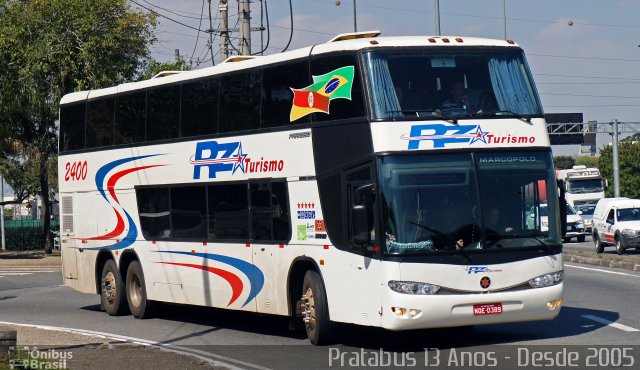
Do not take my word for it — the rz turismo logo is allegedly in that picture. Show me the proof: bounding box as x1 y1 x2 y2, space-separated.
191 140 284 179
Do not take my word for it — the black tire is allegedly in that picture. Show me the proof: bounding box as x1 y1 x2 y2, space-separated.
577 235 586 243
301 270 335 345
126 260 155 319
594 233 604 254
616 236 626 255
100 259 127 316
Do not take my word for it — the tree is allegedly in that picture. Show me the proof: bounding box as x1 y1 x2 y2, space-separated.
0 0 156 253
136 58 191 82
574 156 599 168
599 141 640 198
553 155 575 170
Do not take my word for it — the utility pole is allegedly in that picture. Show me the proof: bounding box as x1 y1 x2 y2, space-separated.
239 0 251 55
611 119 621 197
1 175 5 251
434 0 441 36
174 49 181 63
219 0 229 61
353 0 357 32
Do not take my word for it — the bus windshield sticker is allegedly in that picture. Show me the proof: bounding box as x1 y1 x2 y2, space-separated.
289 66 355 122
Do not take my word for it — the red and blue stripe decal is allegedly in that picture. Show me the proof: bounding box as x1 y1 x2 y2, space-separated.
155 251 265 308
77 154 166 250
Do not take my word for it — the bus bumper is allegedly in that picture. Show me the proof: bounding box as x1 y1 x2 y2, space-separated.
381 283 563 331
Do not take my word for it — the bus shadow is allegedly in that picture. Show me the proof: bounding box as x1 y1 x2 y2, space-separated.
336 306 618 350
81 304 616 347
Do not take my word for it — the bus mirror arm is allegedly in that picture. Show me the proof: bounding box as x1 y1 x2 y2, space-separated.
558 179 567 238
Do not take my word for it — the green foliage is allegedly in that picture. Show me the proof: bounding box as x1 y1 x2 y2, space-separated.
553 155 576 170
137 58 191 82
0 0 156 252
0 157 39 203
574 156 599 168
599 141 640 198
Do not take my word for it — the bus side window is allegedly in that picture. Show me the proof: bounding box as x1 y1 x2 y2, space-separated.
147 84 180 142
181 78 219 137
219 70 262 133
60 102 86 152
137 187 171 239
310 53 365 122
208 183 250 240
261 60 310 128
86 97 115 148
115 91 146 145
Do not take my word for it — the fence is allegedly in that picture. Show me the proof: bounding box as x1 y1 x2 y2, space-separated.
2 219 59 251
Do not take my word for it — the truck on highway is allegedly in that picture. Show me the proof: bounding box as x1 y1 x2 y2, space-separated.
556 165 605 211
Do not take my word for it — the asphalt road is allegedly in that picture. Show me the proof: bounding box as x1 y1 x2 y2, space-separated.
564 234 640 255
1 255 640 369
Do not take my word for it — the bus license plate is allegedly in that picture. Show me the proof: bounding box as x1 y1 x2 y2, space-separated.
473 303 503 316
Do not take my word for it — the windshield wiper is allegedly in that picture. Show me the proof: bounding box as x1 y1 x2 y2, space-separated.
407 221 471 263
476 110 532 124
389 109 459 125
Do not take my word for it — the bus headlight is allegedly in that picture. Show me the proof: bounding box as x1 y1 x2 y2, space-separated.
528 271 564 288
388 281 440 295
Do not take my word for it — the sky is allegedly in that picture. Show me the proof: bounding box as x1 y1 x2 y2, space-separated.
141 0 640 156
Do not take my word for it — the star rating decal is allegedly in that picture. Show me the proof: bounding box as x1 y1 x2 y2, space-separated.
297 202 315 209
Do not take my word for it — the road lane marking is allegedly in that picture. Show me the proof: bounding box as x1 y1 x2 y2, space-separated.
0 321 270 370
581 315 640 332
565 264 640 278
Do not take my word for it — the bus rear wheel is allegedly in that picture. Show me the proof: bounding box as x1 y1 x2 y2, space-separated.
126 261 155 319
100 259 127 316
301 270 334 345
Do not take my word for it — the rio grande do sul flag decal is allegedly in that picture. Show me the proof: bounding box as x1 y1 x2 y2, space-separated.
289 66 355 122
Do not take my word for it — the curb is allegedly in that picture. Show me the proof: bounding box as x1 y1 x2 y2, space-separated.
563 252 640 272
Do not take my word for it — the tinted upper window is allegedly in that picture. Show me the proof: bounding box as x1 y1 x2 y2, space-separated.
115 92 146 145
59 103 86 152
262 61 310 127
219 70 262 133
181 78 219 137
86 98 115 148
308 53 365 122
147 85 180 141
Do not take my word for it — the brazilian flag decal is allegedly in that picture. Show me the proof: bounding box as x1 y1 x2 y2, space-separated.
289 66 355 122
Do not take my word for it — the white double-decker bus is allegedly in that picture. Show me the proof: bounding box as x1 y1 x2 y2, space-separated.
59 32 565 345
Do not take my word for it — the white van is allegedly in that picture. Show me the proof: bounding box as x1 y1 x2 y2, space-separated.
592 197 640 254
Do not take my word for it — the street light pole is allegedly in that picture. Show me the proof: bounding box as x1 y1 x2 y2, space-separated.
503 0 507 39
434 0 441 36
353 0 357 33
612 119 621 197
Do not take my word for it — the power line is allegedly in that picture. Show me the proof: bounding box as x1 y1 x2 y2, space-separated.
540 92 640 99
252 0 271 55
544 104 640 108
529 53 640 63
535 73 640 81
129 0 206 32
538 81 640 85
189 0 206 64
141 0 202 20
282 0 294 52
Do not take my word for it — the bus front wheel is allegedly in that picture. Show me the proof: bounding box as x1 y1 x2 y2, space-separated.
301 270 335 345
100 259 127 316
126 260 155 319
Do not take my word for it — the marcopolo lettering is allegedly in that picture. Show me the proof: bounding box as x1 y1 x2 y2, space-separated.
479 156 537 164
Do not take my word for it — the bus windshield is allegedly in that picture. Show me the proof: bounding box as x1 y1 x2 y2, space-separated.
567 178 604 193
364 48 543 120
378 151 561 255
